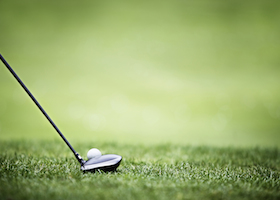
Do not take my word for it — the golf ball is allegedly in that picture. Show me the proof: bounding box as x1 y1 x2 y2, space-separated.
87 148 102 159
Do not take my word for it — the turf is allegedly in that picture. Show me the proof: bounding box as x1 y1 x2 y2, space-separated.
0 140 279 200
1 1 280 199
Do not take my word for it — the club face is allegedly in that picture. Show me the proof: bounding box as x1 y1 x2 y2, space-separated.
81 154 122 172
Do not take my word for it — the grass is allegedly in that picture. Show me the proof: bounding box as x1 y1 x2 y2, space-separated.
0 140 279 200
1 1 280 199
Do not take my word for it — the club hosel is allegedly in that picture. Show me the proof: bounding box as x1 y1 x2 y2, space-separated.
75 153 86 165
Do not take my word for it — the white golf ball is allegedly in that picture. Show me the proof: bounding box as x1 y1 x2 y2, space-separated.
87 148 102 159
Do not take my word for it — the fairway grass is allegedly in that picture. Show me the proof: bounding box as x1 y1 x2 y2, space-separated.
1 2 280 199
0 140 279 200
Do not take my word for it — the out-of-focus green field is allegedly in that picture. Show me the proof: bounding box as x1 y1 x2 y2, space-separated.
1 0 280 147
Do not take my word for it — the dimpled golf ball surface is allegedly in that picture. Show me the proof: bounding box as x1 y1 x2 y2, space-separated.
87 148 102 159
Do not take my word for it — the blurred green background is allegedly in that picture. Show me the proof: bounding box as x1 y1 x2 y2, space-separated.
1 0 279 147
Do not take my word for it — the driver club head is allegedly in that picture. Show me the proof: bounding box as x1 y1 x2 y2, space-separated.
81 154 122 172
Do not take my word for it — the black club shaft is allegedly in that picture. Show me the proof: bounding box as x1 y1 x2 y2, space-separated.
0 54 84 164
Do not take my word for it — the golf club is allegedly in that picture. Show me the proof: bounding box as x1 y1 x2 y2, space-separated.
0 54 122 172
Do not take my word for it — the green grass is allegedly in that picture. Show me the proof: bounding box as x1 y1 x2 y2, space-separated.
1 1 280 199
0 140 279 200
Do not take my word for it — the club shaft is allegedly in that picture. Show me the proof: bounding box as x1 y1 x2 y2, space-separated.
0 54 83 163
